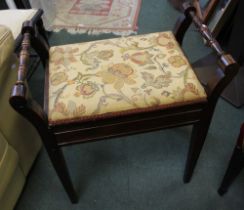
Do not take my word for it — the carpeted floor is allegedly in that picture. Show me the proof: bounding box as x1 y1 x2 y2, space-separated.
15 1 244 210
49 0 141 35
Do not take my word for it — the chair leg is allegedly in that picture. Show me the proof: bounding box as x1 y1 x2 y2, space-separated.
218 147 244 195
47 148 78 203
184 115 212 183
218 123 244 195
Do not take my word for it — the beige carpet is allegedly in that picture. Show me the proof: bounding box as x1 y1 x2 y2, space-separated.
51 0 142 35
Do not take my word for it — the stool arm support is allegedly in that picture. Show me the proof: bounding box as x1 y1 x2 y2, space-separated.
29 9 44 26
183 3 239 74
175 3 239 102
9 22 53 148
173 4 196 45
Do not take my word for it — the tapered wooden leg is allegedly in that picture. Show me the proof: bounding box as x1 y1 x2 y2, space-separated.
218 124 244 195
218 147 244 195
47 148 78 203
184 116 211 183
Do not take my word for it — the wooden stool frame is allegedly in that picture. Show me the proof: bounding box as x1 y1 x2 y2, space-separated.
218 123 244 195
9 3 238 203
14 9 48 51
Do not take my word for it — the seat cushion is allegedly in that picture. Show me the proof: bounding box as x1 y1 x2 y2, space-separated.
48 31 207 125
0 9 37 39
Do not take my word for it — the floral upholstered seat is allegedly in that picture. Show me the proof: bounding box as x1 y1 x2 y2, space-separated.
48 31 207 125
12 6 239 203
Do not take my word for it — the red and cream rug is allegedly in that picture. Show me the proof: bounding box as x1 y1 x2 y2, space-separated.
51 0 142 35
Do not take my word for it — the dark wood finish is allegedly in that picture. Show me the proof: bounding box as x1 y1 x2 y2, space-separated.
14 9 49 63
202 0 219 23
221 0 244 107
9 3 239 203
173 4 196 45
192 0 204 20
14 9 49 82
168 0 219 23
218 123 244 195
13 10 49 83
0 0 9 9
14 0 31 8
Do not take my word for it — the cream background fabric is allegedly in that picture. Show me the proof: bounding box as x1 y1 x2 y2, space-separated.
48 31 207 124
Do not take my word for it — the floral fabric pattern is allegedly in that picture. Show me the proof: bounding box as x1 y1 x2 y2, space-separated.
48 31 207 124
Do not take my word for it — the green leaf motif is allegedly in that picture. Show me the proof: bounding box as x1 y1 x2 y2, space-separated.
141 72 172 89
145 66 157 70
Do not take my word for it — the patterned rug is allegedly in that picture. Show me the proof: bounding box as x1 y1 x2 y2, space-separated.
51 0 142 35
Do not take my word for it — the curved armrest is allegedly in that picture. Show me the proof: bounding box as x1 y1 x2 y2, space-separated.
9 21 53 148
174 2 239 103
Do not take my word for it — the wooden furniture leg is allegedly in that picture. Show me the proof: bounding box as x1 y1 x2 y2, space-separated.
184 107 214 182
218 123 244 195
10 3 239 203
48 147 78 203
